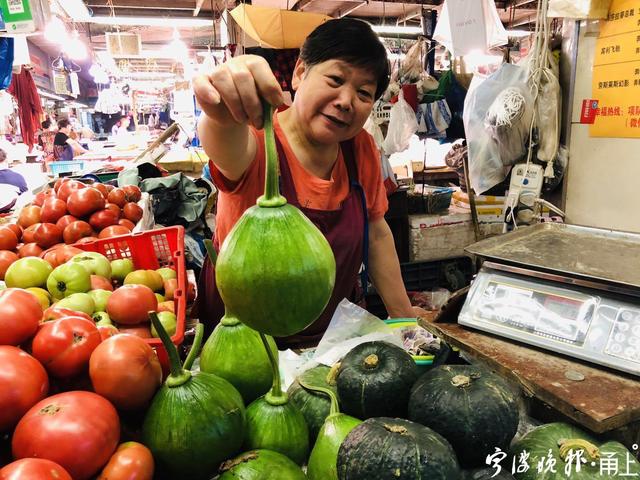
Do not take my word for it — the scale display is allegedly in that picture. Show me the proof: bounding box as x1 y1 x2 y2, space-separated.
459 267 640 376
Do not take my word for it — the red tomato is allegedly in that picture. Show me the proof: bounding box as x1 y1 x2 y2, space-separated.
107 188 126 208
32 189 55 207
0 458 71 480
97 325 118 341
0 346 48 432
21 224 38 244
90 334 162 410
33 223 63 249
54 178 71 194
116 324 152 338
18 243 44 258
104 202 122 218
89 209 119 230
0 289 43 345
107 284 157 325
12 391 120 480
157 300 175 314
122 203 143 223
67 188 106 218
97 442 154 480
40 198 67 224
122 185 142 203
75 236 98 245
163 278 178 300
4 223 22 241
118 219 136 231
42 307 92 323
99 225 130 239
55 214 78 231
93 183 109 199
186 281 196 303
17 206 41 229
91 275 114 291
31 317 101 378
0 250 19 279
56 180 86 203
63 221 94 244
0 227 18 251
41 245 84 268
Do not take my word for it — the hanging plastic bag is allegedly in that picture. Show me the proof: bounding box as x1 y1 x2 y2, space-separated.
363 114 384 149
400 37 428 84
548 0 611 19
382 90 419 155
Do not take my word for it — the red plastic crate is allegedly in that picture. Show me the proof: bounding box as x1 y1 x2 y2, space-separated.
74 226 187 371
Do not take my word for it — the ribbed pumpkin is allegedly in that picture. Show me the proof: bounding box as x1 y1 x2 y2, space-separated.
337 341 418 419
243 333 309 465
511 423 640 480
218 450 306 479
287 365 339 441
464 469 516 480
200 315 277 404
142 314 245 480
215 103 336 337
337 417 461 480
408 365 519 468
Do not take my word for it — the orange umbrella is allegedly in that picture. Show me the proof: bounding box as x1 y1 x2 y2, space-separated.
230 4 331 49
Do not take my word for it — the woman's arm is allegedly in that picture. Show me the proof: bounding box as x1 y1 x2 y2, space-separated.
367 217 414 318
67 138 88 155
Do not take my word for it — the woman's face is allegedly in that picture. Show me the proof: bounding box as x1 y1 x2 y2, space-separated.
291 59 377 145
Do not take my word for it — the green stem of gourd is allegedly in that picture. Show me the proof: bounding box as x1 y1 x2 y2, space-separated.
183 323 204 371
257 101 286 208
259 332 287 405
221 315 240 327
299 378 340 416
149 311 191 387
204 239 217 266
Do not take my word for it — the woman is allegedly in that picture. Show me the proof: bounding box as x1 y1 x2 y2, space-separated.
54 119 88 160
194 18 414 348
0 147 27 213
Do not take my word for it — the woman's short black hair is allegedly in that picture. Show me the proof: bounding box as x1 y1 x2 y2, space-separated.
57 119 70 129
42 120 51 129
300 18 390 100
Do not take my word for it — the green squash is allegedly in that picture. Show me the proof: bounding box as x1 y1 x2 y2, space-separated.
303 379 361 480
337 341 419 419
464 469 516 480
215 103 336 337
243 333 309 465
408 365 519 467
218 450 306 479
142 314 245 480
287 365 339 441
337 417 461 480
511 423 640 480
200 315 278 404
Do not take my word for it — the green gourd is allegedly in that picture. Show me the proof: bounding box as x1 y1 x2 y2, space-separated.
511 423 640 480
218 450 306 479
200 314 278 404
142 313 245 480
214 102 336 337
243 333 309 465
303 379 361 480
408 365 519 467
287 365 339 441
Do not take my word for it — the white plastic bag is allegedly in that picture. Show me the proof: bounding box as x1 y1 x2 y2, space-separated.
363 114 384 149
548 0 611 19
382 91 419 155
434 0 508 57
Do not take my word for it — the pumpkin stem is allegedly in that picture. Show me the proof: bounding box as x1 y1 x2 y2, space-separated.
299 378 340 416
451 374 473 388
259 332 287 405
257 101 287 208
364 354 379 369
558 438 600 462
326 363 341 386
204 239 217 266
149 311 191 387
384 424 408 435
183 323 204 371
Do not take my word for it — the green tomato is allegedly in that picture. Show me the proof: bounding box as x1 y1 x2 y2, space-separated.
88 289 112 313
93 311 113 326
151 311 177 337
156 267 177 281
155 293 165 303
26 287 51 309
111 258 135 283
5 257 53 289
47 263 91 298
56 293 95 315
70 252 112 279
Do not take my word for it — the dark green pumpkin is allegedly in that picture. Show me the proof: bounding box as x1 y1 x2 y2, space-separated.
337 417 461 480
337 341 419 419
200 315 278 404
142 314 245 480
218 450 306 479
287 365 339 441
215 103 336 337
408 365 519 467
511 423 640 480
463 469 516 480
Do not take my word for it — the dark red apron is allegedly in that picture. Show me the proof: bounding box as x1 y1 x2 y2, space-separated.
195 135 368 349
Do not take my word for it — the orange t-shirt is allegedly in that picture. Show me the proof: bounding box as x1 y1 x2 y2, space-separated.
209 112 388 245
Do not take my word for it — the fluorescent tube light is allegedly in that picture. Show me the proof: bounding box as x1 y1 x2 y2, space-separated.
88 16 212 27
57 0 91 21
371 25 423 35
37 89 66 101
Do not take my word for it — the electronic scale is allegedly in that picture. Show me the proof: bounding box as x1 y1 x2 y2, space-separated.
459 223 640 377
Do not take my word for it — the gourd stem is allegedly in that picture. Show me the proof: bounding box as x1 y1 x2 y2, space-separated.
149 311 189 385
221 314 240 327
257 101 286 208
204 239 217 266
299 379 340 416
183 323 204 371
259 332 284 401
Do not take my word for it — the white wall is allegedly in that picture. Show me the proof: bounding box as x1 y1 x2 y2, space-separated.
565 26 640 233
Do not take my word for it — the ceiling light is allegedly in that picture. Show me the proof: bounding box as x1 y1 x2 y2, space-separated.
57 0 91 21
66 31 88 60
44 16 68 44
371 25 423 35
88 15 212 28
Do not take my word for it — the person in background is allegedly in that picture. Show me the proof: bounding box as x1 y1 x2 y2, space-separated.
111 116 131 136
38 119 57 162
0 147 27 213
54 119 88 160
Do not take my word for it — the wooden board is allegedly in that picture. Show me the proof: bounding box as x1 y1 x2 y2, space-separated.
420 320 640 433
